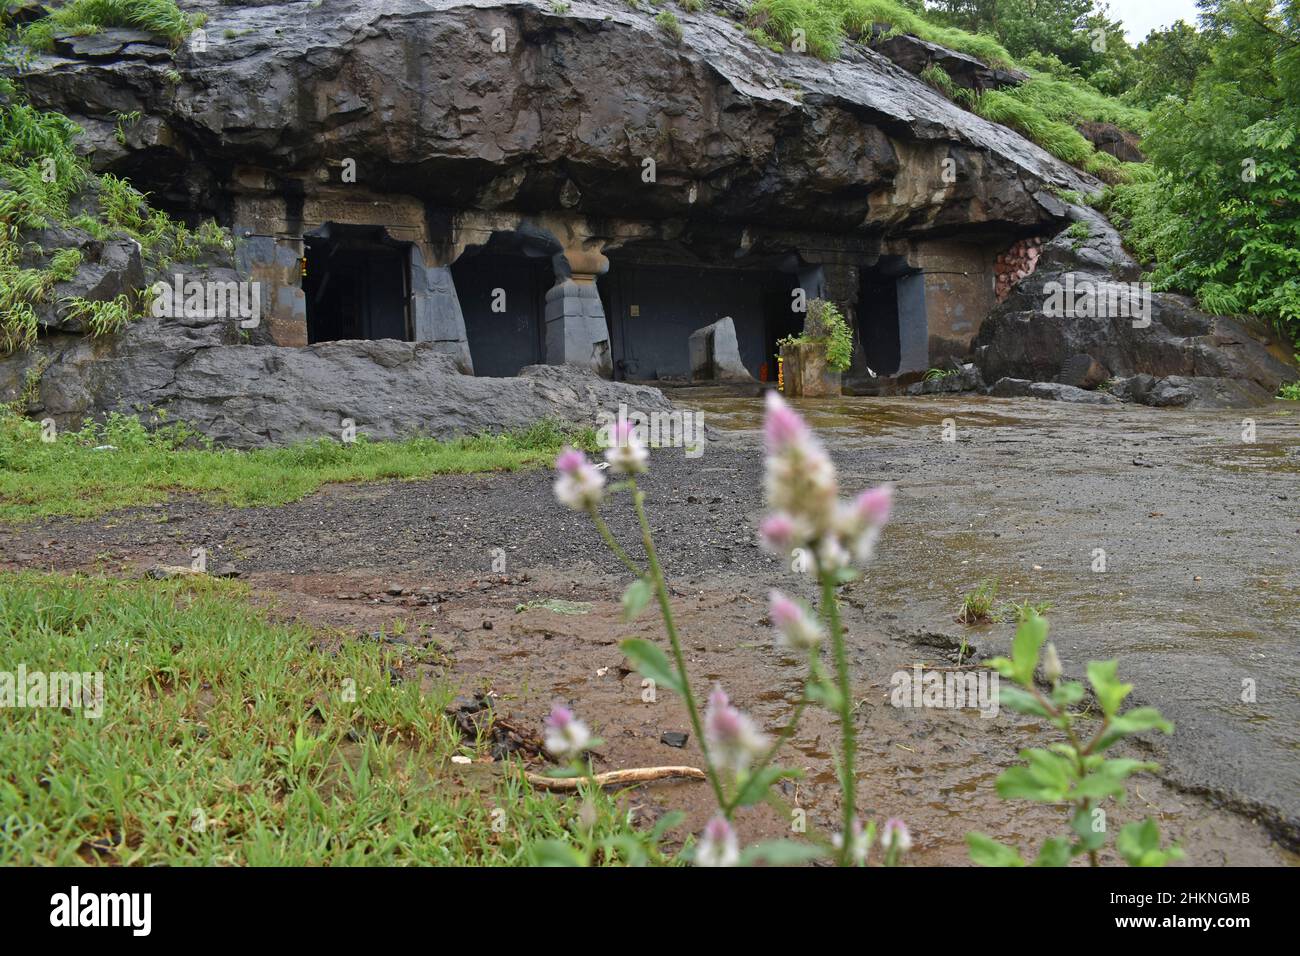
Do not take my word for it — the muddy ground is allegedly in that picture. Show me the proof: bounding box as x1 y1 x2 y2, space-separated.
3 394 1297 865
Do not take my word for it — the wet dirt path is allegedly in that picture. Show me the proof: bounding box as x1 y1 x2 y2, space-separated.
2 395 1297 864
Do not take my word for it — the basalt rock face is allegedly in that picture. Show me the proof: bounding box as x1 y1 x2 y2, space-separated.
18 0 1093 235
971 206 1297 408
0 309 673 448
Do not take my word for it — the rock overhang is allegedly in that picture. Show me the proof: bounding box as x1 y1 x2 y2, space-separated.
14 0 1094 238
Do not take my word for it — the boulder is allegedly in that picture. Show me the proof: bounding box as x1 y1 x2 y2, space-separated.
868 30 1028 92
972 206 1297 408
0 309 674 448
906 363 984 394
688 317 754 383
1077 121 1145 163
989 377 1120 405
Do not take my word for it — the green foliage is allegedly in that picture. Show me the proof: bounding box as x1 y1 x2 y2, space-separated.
655 10 683 42
0 84 234 354
0 571 653 864
957 579 998 624
61 292 136 336
970 613 1183 867
742 0 1148 178
20 0 199 50
1102 0 1300 345
781 298 853 371
0 410 596 521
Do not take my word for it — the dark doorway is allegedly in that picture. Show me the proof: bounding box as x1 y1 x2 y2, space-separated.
599 260 800 381
859 271 902 376
452 246 553 377
304 226 410 343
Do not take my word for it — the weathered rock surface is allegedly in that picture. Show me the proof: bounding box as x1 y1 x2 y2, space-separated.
905 363 984 394
16 0 1095 235
1077 121 1145 163
0 312 674 448
688 317 754 383
868 29 1028 92
972 206 1296 407
989 377 1120 405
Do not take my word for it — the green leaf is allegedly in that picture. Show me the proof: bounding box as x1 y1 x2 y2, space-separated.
621 578 653 622
1051 680 1086 708
733 765 803 808
1010 612 1049 685
805 677 842 711
619 638 684 695
1032 836 1073 867
1116 818 1182 867
1070 806 1108 852
739 840 831 866
1086 660 1132 718
529 839 588 867
998 686 1052 718
966 832 1026 867
1095 706 1174 751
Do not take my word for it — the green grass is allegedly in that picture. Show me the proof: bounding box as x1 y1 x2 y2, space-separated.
956 580 998 625
0 571 658 864
0 90 230 356
0 412 598 522
743 0 1147 183
19 0 200 50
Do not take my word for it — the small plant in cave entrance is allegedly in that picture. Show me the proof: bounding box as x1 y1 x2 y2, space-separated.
779 297 854 373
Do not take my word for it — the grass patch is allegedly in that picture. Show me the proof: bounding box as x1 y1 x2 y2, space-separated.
956 580 998 625
19 0 201 50
0 411 597 522
0 571 657 864
743 0 1147 183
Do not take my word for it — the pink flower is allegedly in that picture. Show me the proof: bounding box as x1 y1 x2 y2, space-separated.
763 390 810 453
853 485 893 527
695 815 740 867
704 685 768 774
553 446 605 511
769 590 825 649
603 419 648 475
543 703 592 760
758 513 796 553
882 817 912 854
833 817 871 866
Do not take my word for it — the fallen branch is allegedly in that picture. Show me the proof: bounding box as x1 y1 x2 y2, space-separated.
525 766 706 790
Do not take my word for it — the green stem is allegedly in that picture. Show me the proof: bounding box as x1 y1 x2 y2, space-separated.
589 509 645 578
628 479 727 811
822 567 856 866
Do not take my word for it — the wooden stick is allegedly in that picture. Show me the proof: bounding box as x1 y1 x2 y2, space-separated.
525 766 706 790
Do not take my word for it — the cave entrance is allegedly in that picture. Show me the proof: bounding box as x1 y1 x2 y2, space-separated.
598 258 801 381
452 236 555 377
857 258 926 377
304 225 411 343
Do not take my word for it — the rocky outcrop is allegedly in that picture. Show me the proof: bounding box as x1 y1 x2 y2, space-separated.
1077 121 1145 164
972 205 1296 408
868 29 1028 92
0 310 674 448
16 0 1094 235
